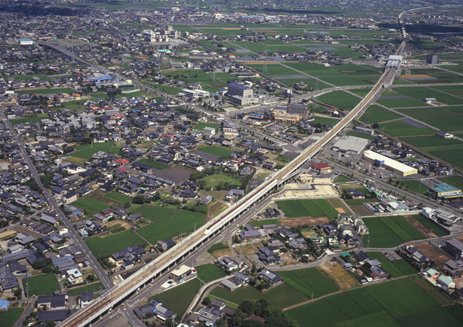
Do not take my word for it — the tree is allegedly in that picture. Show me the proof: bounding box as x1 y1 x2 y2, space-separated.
215 319 227 327
239 300 255 315
202 296 211 306
14 288 22 298
133 195 144 204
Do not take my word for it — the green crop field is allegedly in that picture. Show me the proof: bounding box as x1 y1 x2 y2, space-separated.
412 215 448 237
400 180 428 194
362 216 426 248
276 199 339 219
67 282 104 296
104 192 132 204
71 142 113 160
400 135 463 148
150 279 199 316
195 264 226 283
23 273 60 296
0 308 24 327
317 91 361 111
136 158 171 170
366 278 441 318
278 268 339 298
210 284 309 309
313 116 341 126
136 209 205 245
366 252 417 277
438 177 463 189
197 145 234 158
287 278 456 327
85 230 147 258
73 190 130 215
379 120 436 137
393 87 463 105
396 107 463 132
359 105 403 124
130 205 176 223
193 122 220 134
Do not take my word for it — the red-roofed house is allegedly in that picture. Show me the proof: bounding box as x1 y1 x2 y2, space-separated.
311 162 331 173
116 159 129 164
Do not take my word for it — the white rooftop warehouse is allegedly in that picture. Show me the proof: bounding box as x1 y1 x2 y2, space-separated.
363 150 418 176
332 136 369 154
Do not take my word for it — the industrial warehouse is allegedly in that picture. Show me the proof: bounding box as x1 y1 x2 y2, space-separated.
332 136 369 154
363 150 418 176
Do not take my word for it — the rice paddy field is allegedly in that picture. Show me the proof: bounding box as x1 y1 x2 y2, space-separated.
378 120 436 137
365 252 418 277
362 216 426 248
316 91 362 111
276 199 339 219
85 230 147 258
359 105 404 124
287 278 463 327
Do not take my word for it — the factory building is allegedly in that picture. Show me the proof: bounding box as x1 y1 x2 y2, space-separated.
332 136 369 155
363 150 418 177
428 183 462 200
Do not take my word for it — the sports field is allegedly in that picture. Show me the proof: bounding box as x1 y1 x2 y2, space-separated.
135 207 205 245
22 273 60 296
136 158 171 170
287 278 455 327
199 173 242 189
276 199 339 219
85 230 147 258
193 122 220 134
197 145 234 158
71 142 114 160
210 283 309 309
278 267 339 298
363 216 426 248
195 264 226 283
366 252 417 277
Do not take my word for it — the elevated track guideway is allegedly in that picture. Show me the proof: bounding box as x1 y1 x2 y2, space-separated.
56 39 406 327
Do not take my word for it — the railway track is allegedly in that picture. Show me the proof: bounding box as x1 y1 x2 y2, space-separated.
58 38 407 327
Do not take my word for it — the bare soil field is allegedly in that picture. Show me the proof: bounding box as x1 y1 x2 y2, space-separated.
235 242 262 257
349 205 372 216
415 242 452 266
319 261 359 290
281 252 298 266
211 248 234 259
404 216 437 238
278 217 329 227
0 230 17 240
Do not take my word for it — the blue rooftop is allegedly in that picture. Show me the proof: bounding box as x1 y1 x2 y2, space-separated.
431 183 461 193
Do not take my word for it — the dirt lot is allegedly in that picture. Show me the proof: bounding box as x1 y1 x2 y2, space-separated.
235 242 262 257
404 216 437 238
301 228 317 238
280 251 298 266
278 217 329 227
349 205 372 216
320 261 359 290
211 248 234 259
415 242 452 266
149 165 196 184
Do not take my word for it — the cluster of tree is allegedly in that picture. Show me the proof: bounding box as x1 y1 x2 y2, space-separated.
231 299 298 327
